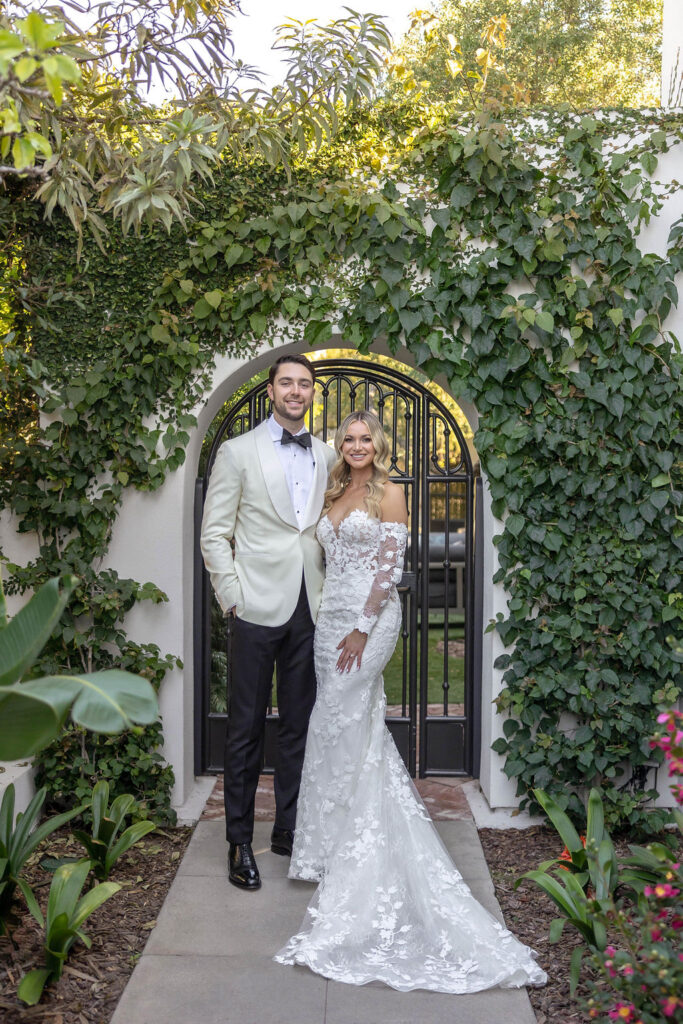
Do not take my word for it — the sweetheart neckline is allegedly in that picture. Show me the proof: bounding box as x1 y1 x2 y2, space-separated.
321 507 370 537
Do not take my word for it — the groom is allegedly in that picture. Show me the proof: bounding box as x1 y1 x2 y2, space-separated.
200 354 335 891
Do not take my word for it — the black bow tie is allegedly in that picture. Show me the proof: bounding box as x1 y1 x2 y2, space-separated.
281 428 312 449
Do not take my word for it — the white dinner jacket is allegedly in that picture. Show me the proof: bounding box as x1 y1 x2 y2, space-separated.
200 420 337 626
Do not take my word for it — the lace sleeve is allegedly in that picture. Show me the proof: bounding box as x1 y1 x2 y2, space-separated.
356 521 408 635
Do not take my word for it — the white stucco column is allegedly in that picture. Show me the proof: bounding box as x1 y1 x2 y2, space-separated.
662 0 683 107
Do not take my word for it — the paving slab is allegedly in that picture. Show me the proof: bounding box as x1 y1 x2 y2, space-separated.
144 873 315 956
324 977 536 1024
110 955 326 1024
177 821 299 879
435 820 495 880
112 816 538 1024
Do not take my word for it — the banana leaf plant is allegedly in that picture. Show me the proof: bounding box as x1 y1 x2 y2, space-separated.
17 858 120 1005
72 780 156 881
0 573 159 759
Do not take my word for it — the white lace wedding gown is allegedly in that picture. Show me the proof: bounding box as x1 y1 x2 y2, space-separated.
274 509 547 993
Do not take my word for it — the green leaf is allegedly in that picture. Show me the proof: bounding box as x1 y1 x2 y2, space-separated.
106 821 155 873
535 311 554 333
607 308 623 326
514 236 535 261
569 946 584 996
149 324 170 343
486 456 507 480
249 312 266 337
224 243 244 268
43 69 63 106
506 514 524 537
17 11 63 50
304 320 332 345
450 183 477 210
651 473 670 488
17 968 52 1006
18 878 44 927
548 917 566 943
398 309 422 335
70 880 121 931
12 135 36 170
0 576 76 686
533 789 584 854
381 265 403 289
193 298 213 319
203 289 222 309
14 56 37 82
0 670 157 759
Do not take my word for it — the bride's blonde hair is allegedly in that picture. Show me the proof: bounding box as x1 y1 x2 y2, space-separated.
323 410 390 520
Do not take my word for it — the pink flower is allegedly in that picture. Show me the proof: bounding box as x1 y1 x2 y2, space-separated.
609 1003 635 1021
657 712 672 724
622 964 635 976
651 927 663 942
661 997 680 1018
645 883 680 899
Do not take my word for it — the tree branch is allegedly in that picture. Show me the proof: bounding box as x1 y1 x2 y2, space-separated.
0 165 49 178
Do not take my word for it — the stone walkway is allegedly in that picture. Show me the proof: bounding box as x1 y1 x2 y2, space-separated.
201 773 473 824
111 777 538 1024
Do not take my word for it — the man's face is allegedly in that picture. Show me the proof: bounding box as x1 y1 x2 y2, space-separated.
267 362 315 427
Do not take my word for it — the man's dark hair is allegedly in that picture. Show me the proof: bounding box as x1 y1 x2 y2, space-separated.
268 353 315 386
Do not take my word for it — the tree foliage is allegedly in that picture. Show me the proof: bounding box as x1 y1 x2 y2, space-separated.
388 0 663 109
0 1 390 245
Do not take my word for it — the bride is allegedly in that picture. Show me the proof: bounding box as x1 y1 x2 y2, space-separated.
274 410 547 993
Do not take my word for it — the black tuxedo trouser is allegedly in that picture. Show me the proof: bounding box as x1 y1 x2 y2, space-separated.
224 577 316 843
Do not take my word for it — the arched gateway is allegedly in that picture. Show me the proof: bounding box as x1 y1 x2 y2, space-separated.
193 357 483 780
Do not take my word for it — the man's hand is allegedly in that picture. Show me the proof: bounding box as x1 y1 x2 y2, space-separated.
336 629 367 673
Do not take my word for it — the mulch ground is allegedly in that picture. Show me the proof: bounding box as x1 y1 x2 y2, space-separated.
0 824 192 1024
480 825 600 1024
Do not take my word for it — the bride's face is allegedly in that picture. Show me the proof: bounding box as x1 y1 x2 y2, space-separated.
341 420 375 470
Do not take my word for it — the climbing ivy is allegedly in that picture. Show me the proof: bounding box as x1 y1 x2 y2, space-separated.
2 104 682 829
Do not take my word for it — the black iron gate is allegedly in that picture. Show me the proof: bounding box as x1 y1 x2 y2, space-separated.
194 358 482 778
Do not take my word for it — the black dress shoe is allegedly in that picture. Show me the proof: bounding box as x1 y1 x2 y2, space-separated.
228 842 261 890
270 825 294 857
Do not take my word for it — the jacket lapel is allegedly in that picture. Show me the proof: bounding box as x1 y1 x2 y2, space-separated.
254 421 299 530
301 437 332 531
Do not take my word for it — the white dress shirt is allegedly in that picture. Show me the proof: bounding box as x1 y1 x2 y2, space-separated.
267 415 315 529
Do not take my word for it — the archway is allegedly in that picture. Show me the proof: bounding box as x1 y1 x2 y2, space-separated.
193 353 483 780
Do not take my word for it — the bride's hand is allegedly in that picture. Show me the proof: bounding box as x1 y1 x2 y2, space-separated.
336 630 367 673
